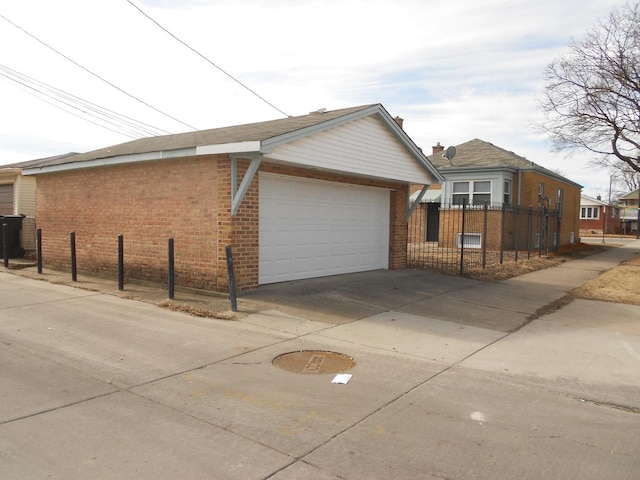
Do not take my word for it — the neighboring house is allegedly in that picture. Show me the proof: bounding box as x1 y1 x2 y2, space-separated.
0 153 77 256
22 104 443 292
410 139 582 250
618 188 640 235
579 194 620 235
0 164 36 255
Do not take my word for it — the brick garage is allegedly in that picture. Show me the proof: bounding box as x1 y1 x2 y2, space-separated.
25 104 441 292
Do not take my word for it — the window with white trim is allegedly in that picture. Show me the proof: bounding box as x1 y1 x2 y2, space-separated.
580 207 599 219
452 181 491 206
503 180 511 205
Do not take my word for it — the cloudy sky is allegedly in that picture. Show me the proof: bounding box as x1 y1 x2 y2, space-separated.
0 0 626 197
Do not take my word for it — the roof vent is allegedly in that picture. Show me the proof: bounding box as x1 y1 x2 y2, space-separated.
310 108 327 114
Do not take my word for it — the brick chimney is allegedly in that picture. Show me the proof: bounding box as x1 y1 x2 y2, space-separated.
432 142 444 155
394 116 404 128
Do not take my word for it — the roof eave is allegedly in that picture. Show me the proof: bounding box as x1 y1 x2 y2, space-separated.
23 147 197 175
0 167 22 177
438 165 518 175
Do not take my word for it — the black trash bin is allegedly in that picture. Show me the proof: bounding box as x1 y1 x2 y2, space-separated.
0 215 24 258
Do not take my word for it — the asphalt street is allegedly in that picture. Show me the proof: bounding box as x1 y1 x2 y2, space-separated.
1 239 639 479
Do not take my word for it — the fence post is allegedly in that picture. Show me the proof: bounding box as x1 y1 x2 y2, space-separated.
36 228 43 274
514 207 520 263
2 223 8 268
117 234 124 291
482 202 488 269
555 211 561 252
499 204 506 264
459 199 466 275
527 207 533 259
168 238 175 300
70 232 77 282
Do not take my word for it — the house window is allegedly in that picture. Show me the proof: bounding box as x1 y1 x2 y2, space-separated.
473 181 491 205
452 181 491 206
0 184 13 215
503 181 511 205
452 182 469 205
580 207 599 219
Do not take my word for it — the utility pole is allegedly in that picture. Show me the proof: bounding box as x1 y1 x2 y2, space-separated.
637 183 640 239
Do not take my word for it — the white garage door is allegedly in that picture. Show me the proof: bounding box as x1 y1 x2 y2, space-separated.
259 173 390 284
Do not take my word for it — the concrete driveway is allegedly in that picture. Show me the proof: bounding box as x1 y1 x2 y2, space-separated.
1 239 639 479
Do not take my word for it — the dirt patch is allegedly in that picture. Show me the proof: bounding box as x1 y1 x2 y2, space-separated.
158 301 236 320
527 294 575 322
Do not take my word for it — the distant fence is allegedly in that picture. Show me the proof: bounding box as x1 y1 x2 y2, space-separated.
408 202 560 275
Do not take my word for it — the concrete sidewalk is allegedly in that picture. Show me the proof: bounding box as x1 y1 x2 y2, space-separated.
1 239 639 479
7 238 638 330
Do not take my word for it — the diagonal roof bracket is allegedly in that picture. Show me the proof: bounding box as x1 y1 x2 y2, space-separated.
231 155 262 216
406 184 430 221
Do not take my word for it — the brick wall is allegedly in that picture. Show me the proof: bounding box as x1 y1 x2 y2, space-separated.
408 204 426 243
519 171 581 246
36 155 221 290
36 157 409 292
216 158 260 291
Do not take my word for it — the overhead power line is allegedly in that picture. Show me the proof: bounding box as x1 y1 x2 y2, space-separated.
0 63 171 139
125 0 290 118
0 13 197 131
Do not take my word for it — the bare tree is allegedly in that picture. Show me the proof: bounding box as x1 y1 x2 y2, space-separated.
603 157 639 193
539 2 640 178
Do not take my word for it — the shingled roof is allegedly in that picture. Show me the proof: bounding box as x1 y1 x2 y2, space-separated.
23 105 377 170
3 152 78 170
428 138 581 187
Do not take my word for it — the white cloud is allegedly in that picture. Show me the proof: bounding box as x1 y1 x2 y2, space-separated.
0 0 627 198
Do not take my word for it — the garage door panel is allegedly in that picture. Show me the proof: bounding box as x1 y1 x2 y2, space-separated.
259 174 389 284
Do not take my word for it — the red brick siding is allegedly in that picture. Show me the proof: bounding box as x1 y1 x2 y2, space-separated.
36 156 220 290
579 207 620 235
216 159 260 291
408 204 426 243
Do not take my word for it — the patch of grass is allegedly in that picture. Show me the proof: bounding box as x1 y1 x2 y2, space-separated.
572 254 640 306
463 256 564 282
462 244 614 283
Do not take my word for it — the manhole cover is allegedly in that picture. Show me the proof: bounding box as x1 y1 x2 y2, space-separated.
272 350 355 375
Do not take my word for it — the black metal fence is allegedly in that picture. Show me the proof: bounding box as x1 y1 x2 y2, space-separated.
408 202 561 275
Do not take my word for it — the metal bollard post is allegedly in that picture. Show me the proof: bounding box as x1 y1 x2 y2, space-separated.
168 238 175 300
37 228 42 274
225 245 238 312
70 232 77 282
118 235 124 291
